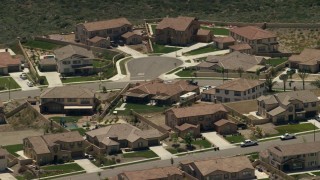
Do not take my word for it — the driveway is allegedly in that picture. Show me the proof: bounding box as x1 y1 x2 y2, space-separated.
201 132 235 149
127 56 183 80
308 119 320 128
43 72 63 87
117 46 147 58
9 71 38 91
74 159 102 173
149 146 176 160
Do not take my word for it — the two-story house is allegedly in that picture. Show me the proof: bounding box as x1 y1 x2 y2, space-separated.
23 131 85 165
180 156 255 180
40 86 97 114
257 90 319 124
229 26 278 54
202 78 266 103
165 104 228 133
289 48 320 73
155 16 200 46
75 17 132 47
54 45 94 75
260 141 320 171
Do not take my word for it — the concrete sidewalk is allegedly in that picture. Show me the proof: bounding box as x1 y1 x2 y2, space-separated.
117 46 147 58
162 42 211 58
202 132 235 149
109 57 131 81
74 159 102 173
149 146 177 160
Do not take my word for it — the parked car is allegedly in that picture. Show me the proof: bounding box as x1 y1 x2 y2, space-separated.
118 40 125 46
287 68 296 74
20 73 27 80
240 139 258 147
111 41 118 47
26 81 33 87
280 133 296 140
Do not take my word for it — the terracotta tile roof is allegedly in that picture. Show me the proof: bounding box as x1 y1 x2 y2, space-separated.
120 166 183 180
268 141 320 157
39 58 56 65
81 18 132 31
169 104 227 119
175 123 198 131
156 16 196 31
230 26 276 40
213 36 235 43
229 43 252 51
40 86 95 99
26 136 51 154
42 131 84 146
0 52 21 68
215 78 264 91
275 90 318 105
87 36 109 43
267 106 286 116
54 45 94 61
288 48 320 66
257 95 278 104
197 29 211 36
121 31 140 39
214 119 236 127
185 156 254 176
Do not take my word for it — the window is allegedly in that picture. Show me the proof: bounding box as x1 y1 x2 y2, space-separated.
224 174 229 179
224 98 230 102
252 88 256 93
67 98 77 102
257 40 262 44
121 27 125 32
242 171 251 176
80 98 90 104
73 60 81 64
107 29 112 34
234 91 241 96
309 153 316 156
312 102 317 107
231 173 236 178
225 90 229 95
216 89 220 93
62 61 70 65
304 103 308 108
288 107 293 112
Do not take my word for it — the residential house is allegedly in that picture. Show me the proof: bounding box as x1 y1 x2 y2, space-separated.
202 78 266 103
75 17 132 46
155 16 200 46
39 55 56 72
165 104 228 132
260 141 320 171
213 36 235 50
230 26 278 54
289 48 320 73
196 51 266 73
175 123 200 138
121 32 142 45
180 156 255 180
0 148 9 171
214 119 237 135
0 52 21 75
0 99 5 124
116 166 197 180
229 44 253 54
122 80 200 105
40 86 97 114
257 90 319 124
23 131 85 165
86 123 163 155
196 29 213 43
54 45 94 75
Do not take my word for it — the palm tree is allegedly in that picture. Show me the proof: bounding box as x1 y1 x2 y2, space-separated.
265 75 277 92
311 77 320 88
237 67 244 77
279 74 288 92
298 70 309 90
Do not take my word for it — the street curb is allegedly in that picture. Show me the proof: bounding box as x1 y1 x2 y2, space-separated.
0 88 22 93
100 157 160 169
63 79 111 85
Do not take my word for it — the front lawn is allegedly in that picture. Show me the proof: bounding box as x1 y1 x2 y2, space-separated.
0 77 21 90
200 26 230 36
266 58 288 67
116 103 169 115
312 171 320 176
119 57 132 75
275 123 318 135
3 144 23 157
123 150 158 158
184 45 219 56
166 67 183 74
48 116 83 123
40 163 84 177
22 40 62 50
175 69 196 77
151 24 157 34
61 75 100 83
192 139 212 148
92 59 110 68
224 135 246 143
290 173 313 179
152 43 181 54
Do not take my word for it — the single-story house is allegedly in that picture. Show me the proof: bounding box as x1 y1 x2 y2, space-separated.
214 119 237 135
121 32 143 45
289 48 320 73
213 36 235 49
196 29 213 43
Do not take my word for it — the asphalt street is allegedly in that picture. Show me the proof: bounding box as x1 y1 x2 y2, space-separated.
56 132 320 180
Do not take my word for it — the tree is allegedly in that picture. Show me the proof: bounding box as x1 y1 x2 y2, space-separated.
102 86 107 93
269 67 276 77
255 68 261 78
171 133 178 147
220 67 225 82
184 132 194 148
237 67 244 77
265 75 277 92
311 78 320 88
298 71 309 90
279 74 288 92
170 157 174 165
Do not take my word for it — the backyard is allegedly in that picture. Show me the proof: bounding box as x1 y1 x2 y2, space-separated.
0 77 21 90
152 43 181 54
22 40 62 50
116 103 169 115
265 57 288 67
183 45 218 56
200 26 230 36
3 144 23 157
48 116 83 123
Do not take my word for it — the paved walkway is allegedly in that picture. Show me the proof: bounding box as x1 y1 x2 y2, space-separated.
149 146 176 160
74 159 102 173
201 132 235 149
308 119 320 128
117 46 147 58
115 103 126 111
162 43 211 58
109 57 131 82
0 173 16 180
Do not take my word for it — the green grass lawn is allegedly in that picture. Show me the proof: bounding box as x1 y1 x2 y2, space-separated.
192 139 212 148
41 163 84 177
61 75 100 83
92 59 110 68
71 128 87 136
3 144 23 157
184 45 218 56
246 152 259 160
275 123 318 135
22 40 62 50
266 58 288 67
200 26 230 35
151 24 157 34
224 135 246 143
152 43 181 54
49 116 83 123
0 77 21 90
175 69 196 77
123 150 158 158
166 148 178 154
166 67 183 74
312 171 320 176
116 103 169 115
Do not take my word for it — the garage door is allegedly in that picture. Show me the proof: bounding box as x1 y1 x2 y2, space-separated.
71 151 84 158
305 111 317 118
148 139 159 146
